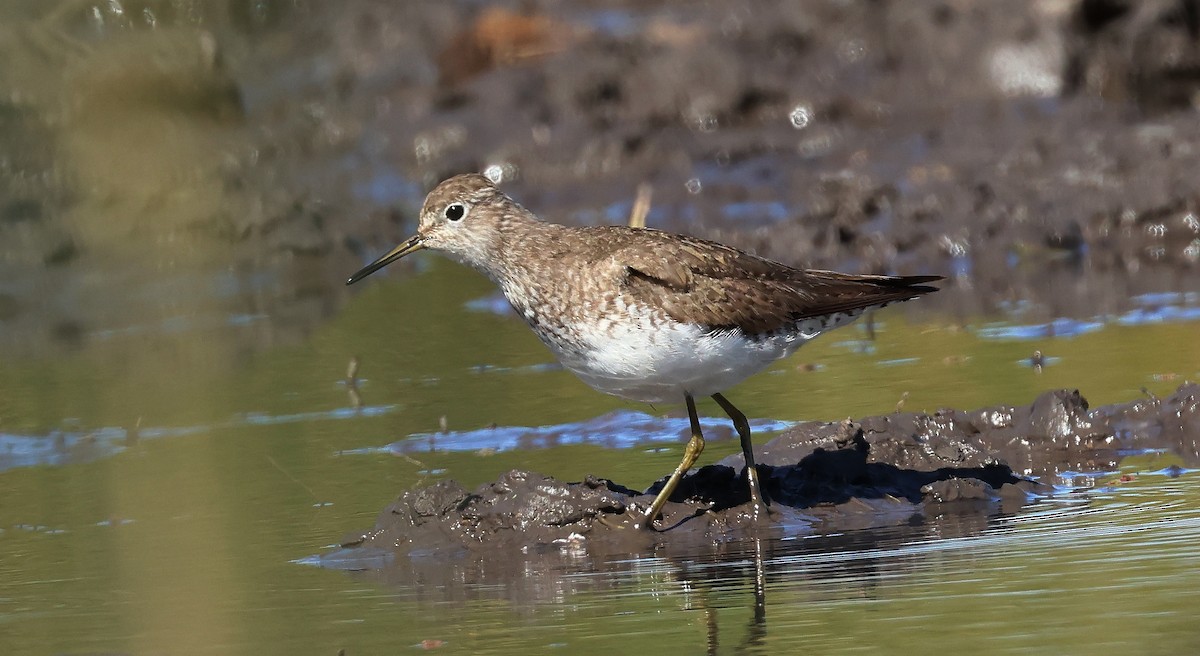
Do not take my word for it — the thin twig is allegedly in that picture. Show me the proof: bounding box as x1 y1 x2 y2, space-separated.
628 183 652 228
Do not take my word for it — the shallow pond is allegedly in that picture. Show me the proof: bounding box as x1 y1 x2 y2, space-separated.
4 1 1200 652
2 259 1199 654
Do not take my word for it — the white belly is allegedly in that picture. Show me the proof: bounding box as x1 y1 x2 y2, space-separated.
502 274 870 404
552 307 837 404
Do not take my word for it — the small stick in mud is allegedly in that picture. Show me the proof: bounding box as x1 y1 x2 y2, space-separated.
628 183 652 228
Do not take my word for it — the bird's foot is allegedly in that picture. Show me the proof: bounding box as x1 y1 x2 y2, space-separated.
632 507 662 531
745 498 772 525
631 502 703 531
595 513 628 530
743 466 772 525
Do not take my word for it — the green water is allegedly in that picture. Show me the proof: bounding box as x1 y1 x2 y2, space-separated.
3 1 1199 653
2 260 1199 654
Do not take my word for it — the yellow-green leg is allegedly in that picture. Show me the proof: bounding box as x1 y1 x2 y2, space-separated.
712 392 770 517
643 394 705 528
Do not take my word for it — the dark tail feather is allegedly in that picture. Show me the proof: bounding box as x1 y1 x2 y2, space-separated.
880 274 943 295
788 271 943 319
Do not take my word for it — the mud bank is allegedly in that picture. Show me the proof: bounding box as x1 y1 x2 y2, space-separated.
326 382 1197 560
4 1 1200 355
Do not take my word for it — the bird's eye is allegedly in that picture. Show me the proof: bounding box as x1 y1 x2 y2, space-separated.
445 203 466 221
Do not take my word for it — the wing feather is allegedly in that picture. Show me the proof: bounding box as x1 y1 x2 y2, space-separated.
609 230 940 335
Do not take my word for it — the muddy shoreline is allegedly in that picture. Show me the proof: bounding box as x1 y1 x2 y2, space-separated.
3 1 1200 355
323 382 1196 562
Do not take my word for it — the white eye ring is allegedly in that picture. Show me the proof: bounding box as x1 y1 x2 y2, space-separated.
444 203 467 221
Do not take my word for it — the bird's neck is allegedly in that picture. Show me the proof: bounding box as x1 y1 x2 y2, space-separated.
487 218 572 303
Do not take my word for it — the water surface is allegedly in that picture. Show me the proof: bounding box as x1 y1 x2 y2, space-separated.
2 1 1200 652
2 259 1199 654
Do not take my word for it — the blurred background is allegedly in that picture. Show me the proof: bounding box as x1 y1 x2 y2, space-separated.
2 0 1200 653
2 0 1199 357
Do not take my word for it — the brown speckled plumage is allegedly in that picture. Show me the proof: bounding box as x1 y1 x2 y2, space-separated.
417 174 938 340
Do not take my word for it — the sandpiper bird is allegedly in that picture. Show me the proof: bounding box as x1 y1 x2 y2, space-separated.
347 173 940 528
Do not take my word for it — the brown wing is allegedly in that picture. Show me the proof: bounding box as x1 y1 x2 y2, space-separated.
612 229 940 335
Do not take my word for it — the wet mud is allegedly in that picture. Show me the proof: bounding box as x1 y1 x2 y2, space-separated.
3 1 1200 353
327 383 1198 561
